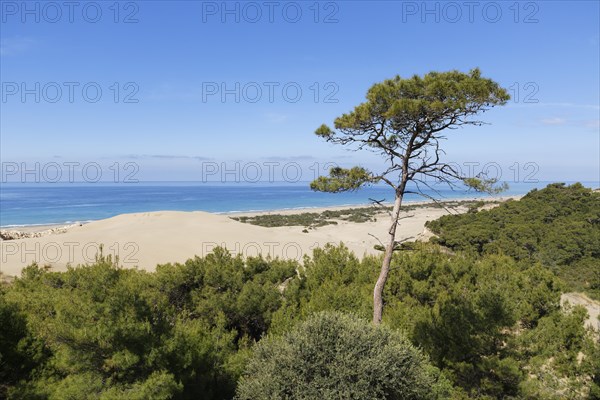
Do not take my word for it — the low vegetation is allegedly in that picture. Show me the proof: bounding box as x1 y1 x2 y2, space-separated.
427 183 600 300
1 184 598 399
236 312 451 400
231 199 495 229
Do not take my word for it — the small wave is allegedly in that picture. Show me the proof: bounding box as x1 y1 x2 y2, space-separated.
1 220 94 229
25 204 103 210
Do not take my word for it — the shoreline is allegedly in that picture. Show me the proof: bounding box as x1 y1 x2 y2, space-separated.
1 223 86 233
0 194 522 276
1 194 522 233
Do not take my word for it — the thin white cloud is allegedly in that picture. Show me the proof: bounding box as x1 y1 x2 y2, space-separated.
585 119 600 129
0 36 35 56
265 113 288 123
510 102 600 111
540 117 567 126
261 155 316 161
537 118 599 130
119 154 213 161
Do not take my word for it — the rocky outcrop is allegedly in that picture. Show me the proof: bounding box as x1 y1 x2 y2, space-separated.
0 224 80 241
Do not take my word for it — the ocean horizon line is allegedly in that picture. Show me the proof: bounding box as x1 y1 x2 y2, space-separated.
1 180 598 187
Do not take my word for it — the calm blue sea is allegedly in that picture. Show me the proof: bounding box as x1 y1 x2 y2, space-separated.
0 181 595 227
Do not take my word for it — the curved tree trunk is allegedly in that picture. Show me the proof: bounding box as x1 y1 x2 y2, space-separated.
373 188 404 325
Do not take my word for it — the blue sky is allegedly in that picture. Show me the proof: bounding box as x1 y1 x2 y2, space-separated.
1 0 599 183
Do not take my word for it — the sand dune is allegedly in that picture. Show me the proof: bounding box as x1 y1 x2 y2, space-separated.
561 293 600 331
0 204 471 276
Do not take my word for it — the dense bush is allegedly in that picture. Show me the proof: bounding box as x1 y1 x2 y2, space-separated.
236 311 451 400
426 183 600 298
2 249 297 399
1 244 597 399
0 289 38 398
515 304 600 399
272 243 600 399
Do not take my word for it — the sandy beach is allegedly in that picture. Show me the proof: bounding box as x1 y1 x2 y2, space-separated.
0 196 519 277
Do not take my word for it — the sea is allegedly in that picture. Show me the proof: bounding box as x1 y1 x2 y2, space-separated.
0 181 596 228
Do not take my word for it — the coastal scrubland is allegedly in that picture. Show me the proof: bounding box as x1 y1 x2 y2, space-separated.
230 199 498 230
427 183 600 300
0 184 598 399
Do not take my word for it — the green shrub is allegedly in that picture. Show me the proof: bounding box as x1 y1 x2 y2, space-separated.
427 183 600 299
236 311 451 400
